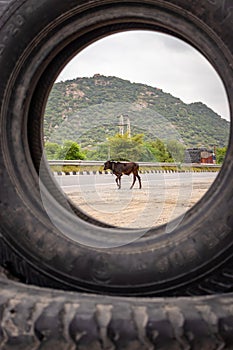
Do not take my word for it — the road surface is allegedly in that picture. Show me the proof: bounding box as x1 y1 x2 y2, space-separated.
54 172 218 229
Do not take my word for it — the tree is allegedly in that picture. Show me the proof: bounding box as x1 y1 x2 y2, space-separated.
145 139 173 162
166 140 186 163
44 142 61 160
86 134 179 162
56 140 86 160
107 133 150 161
216 147 227 164
86 143 109 161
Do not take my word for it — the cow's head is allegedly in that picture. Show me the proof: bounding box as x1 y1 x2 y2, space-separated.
103 160 112 170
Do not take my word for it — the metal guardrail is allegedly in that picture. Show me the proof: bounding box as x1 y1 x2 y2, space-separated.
48 160 220 168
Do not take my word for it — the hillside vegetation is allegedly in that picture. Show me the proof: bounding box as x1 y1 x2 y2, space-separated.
44 74 229 149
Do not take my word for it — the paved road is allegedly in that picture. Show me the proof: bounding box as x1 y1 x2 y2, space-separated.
54 171 218 192
53 172 218 230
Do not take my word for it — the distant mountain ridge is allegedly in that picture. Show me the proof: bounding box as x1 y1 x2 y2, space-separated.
44 74 229 148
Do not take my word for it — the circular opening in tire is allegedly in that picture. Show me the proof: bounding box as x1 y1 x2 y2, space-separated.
0 0 232 296
43 30 230 231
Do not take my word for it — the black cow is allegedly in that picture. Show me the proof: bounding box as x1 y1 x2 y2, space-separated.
103 160 142 189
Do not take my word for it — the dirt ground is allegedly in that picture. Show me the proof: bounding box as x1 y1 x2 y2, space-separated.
66 176 215 229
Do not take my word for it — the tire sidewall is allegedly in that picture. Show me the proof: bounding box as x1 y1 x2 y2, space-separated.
0 0 232 294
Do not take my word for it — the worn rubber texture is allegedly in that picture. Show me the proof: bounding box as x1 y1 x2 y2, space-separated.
0 0 233 296
1 276 233 349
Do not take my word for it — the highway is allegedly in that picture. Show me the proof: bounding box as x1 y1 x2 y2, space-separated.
53 172 218 229
54 171 218 192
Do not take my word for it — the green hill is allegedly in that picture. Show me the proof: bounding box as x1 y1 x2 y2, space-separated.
44 74 229 149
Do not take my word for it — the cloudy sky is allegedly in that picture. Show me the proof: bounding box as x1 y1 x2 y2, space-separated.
57 31 230 121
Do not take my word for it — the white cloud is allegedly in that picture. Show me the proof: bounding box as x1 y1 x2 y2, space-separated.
57 31 230 121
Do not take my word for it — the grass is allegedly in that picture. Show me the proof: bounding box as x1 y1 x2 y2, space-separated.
50 164 221 173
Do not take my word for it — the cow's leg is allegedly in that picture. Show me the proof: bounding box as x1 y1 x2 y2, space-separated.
130 173 137 189
115 175 121 189
137 173 142 189
118 174 122 189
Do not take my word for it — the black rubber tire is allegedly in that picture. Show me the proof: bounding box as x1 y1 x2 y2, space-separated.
1 276 233 349
0 0 233 296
